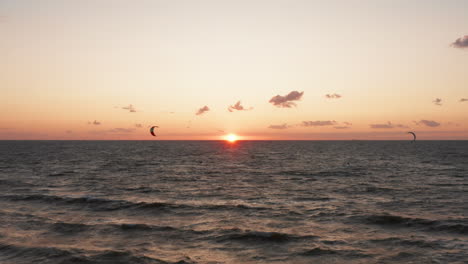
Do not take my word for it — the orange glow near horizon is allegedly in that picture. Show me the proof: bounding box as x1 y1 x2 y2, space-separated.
225 134 238 143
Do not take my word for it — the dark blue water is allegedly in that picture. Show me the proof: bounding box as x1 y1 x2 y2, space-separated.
0 141 467 263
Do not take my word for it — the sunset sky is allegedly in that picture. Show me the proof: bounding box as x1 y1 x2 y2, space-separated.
1 0 467 140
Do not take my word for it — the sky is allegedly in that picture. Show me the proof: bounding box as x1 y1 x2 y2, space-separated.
1 0 467 140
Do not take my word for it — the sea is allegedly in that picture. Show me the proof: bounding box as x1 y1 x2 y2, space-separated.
0 140 466 264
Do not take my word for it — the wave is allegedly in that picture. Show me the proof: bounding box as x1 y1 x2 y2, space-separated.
0 243 195 264
298 247 371 258
50 222 90 234
293 196 332 202
48 170 76 177
280 169 362 178
368 237 439 248
215 229 317 244
357 213 468 235
0 179 34 188
49 221 202 237
2 194 269 213
0 208 204 237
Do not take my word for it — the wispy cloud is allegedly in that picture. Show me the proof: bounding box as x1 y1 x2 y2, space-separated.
122 104 137 113
370 121 408 129
334 121 352 129
135 124 143 128
269 91 304 108
417 120 440 127
446 122 460 127
460 98 468 102
228 101 253 112
88 120 101 125
268 124 289 129
302 120 337 127
65 130 73 134
325 93 342 99
433 98 442 106
109 128 135 133
196 106 210 115
89 128 135 135
452 35 468 48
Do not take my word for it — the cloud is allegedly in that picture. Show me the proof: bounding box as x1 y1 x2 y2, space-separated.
65 130 73 134
109 128 135 133
325 93 342 99
88 120 101 125
446 122 460 127
334 126 350 129
228 101 253 112
343 122 353 126
122 104 137 112
418 120 440 127
370 121 408 129
452 35 468 48
196 106 210 115
269 91 304 108
433 98 442 106
302 120 337 127
89 128 135 135
460 98 468 102
268 124 288 129
135 124 143 128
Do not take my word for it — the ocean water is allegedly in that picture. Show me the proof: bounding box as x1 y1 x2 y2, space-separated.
0 140 466 264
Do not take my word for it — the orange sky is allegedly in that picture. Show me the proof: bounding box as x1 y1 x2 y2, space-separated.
1 0 467 140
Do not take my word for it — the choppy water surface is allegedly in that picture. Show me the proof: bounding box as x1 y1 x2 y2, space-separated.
0 140 467 264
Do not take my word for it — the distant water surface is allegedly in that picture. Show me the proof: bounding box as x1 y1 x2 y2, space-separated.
0 140 467 263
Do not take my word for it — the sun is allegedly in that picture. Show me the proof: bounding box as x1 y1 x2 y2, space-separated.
225 134 238 143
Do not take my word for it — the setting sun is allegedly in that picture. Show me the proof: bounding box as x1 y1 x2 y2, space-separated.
225 134 238 143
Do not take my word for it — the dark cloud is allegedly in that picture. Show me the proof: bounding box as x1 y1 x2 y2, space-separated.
370 122 408 129
135 124 143 128
452 35 468 48
88 120 101 125
334 126 350 129
460 98 468 102
268 124 288 129
418 120 440 127
302 120 336 127
196 106 210 115
122 104 137 112
433 98 442 106
269 91 304 108
228 101 253 112
325 93 342 99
